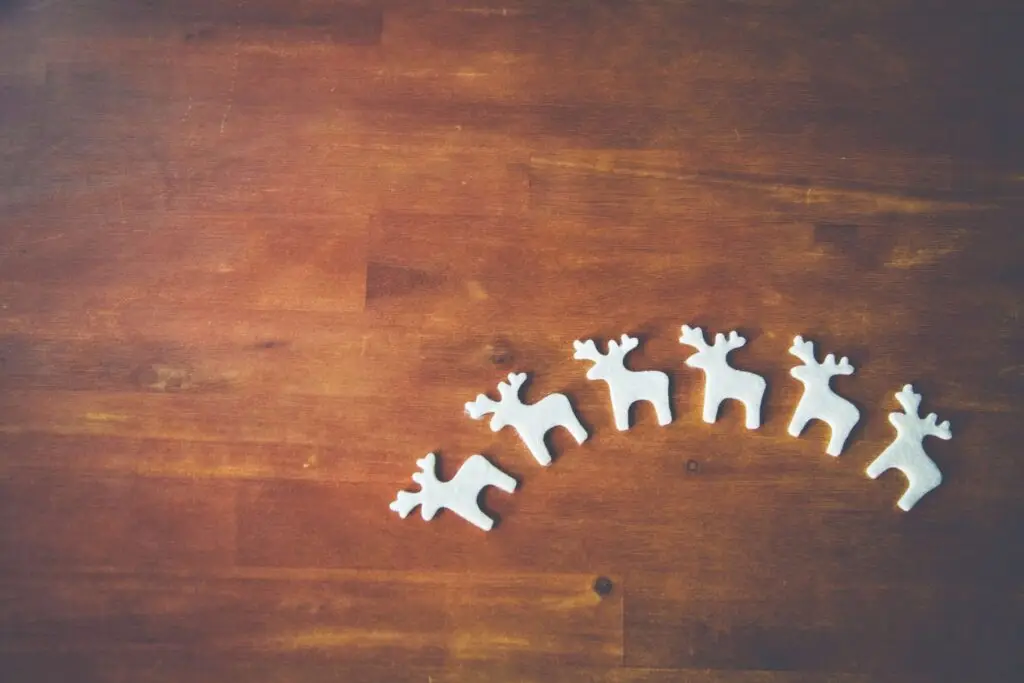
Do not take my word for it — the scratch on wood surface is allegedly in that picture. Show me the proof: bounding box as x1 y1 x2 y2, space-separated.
220 4 243 135
14 232 65 247
449 7 523 17
84 412 129 423
997 364 1024 378
451 631 533 654
529 156 992 213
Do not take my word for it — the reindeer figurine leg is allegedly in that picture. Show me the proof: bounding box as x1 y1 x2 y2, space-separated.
454 504 500 532
650 373 672 426
563 413 588 444
547 393 588 444
866 445 942 512
652 397 672 426
865 446 896 481
825 410 857 457
518 432 553 467
897 472 939 511
787 403 813 440
744 385 765 430
896 458 942 512
448 456 517 531
702 393 722 425
611 396 632 431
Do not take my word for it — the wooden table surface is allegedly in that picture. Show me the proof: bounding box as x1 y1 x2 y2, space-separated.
1 1 1022 681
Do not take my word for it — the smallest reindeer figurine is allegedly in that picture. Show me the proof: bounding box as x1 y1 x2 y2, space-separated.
866 384 951 512
465 372 587 467
788 335 861 456
679 325 766 429
390 453 516 531
573 334 672 431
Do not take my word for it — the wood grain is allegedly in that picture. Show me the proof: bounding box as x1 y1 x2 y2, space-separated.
1 0 1022 680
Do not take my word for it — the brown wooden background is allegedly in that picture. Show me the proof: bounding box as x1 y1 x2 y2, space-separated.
1 1 1022 681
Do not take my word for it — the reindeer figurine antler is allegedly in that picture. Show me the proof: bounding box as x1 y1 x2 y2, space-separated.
573 334 671 431
866 384 952 511
390 452 517 531
679 325 766 429
787 335 861 456
465 371 587 467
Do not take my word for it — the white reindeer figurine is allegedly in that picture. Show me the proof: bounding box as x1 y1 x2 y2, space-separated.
679 325 766 429
788 335 861 456
573 334 672 431
465 372 587 467
390 453 516 531
866 384 951 511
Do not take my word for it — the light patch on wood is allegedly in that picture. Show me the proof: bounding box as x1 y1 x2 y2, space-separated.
263 628 434 650
886 244 958 268
530 156 989 214
451 631 534 657
83 412 129 423
466 280 489 300
145 365 193 391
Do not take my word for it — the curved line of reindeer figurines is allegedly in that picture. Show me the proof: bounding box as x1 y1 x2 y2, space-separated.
390 326 954 531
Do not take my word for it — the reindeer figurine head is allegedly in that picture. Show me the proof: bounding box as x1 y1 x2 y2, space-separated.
465 372 529 432
889 384 952 442
390 453 445 520
679 325 746 370
572 335 639 381
789 335 854 384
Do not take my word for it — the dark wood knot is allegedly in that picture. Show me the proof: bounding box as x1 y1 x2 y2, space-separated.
488 338 514 366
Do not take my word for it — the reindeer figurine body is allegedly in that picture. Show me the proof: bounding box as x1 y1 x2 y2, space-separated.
465 372 587 467
866 384 951 511
573 334 671 431
390 453 516 531
788 335 860 456
679 325 766 429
